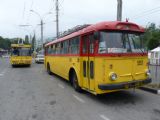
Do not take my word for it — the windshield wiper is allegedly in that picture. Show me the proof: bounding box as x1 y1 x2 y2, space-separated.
139 48 145 56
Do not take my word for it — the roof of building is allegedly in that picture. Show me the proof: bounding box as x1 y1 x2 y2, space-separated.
151 47 160 52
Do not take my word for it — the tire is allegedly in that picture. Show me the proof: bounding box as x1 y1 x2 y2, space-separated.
47 63 52 75
72 72 82 92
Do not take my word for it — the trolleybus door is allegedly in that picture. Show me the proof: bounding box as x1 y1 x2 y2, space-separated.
82 35 95 91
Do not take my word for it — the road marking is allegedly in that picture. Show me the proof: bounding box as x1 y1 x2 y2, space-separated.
1 71 6 74
2 69 7 73
0 74 4 76
99 114 110 120
73 94 85 103
58 84 64 89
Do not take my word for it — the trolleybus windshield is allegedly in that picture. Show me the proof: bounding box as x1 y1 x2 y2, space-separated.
98 31 145 54
12 48 31 56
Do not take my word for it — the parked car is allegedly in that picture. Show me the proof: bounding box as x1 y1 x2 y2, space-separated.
35 54 44 63
2 54 10 58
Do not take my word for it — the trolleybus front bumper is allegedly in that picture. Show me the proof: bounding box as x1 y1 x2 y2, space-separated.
98 78 152 90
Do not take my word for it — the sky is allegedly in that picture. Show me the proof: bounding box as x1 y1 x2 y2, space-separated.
0 0 160 40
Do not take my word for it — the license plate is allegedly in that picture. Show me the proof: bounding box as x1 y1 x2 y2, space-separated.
125 82 140 89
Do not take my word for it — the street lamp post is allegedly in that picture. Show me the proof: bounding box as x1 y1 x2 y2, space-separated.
30 10 52 48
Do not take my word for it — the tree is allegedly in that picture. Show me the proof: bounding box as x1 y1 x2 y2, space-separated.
142 23 160 50
31 33 36 51
24 35 29 44
0 36 11 50
148 37 160 50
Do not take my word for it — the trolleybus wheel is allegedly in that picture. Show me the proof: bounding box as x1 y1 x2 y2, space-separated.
47 63 52 75
72 72 82 92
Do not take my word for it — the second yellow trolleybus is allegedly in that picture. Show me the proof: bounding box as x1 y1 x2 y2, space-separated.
10 44 32 67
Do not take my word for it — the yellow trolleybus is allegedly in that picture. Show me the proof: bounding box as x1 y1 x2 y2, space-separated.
44 21 151 95
10 44 32 67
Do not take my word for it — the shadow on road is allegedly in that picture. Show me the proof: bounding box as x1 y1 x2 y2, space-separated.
48 71 143 106
85 90 143 106
11 65 31 68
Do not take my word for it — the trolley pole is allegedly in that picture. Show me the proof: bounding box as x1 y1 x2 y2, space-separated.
56 0 59 38
117 0 122 21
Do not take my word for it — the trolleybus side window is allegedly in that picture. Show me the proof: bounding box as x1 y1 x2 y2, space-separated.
60 42 63 54
89 35 94 54
70 37 80 54
57 43 61 54
48 45 52 54
62 40 69 54
52 44 56 54
51 45 53 54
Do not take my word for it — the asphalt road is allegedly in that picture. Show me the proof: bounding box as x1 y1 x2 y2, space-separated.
0 58 160 120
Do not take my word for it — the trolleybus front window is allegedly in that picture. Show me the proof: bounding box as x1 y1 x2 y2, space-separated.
19 48 31 56
12 48 31 56
98 32 145 54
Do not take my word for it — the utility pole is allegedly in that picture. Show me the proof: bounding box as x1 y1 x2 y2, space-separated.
117 0 122 21
40 20 44 48
56 0 59 38
30 10 52 49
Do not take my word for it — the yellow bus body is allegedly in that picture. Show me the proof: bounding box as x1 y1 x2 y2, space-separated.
45 55 149 94
10 44 32 66
10 56 32 65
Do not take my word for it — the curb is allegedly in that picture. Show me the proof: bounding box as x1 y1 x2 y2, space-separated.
140 87 160 94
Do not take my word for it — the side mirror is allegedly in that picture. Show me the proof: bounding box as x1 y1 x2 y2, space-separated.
94 31 100 40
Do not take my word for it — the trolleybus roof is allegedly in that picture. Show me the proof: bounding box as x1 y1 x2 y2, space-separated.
45 21 145 47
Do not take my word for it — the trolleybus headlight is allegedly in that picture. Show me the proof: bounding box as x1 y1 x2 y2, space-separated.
146 69 151 78
109 72 118 81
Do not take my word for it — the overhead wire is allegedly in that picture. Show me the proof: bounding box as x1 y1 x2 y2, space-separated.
48 0 55 12
26 0 34 23
22 2 26 19
59 0 64 8
130 6 160 20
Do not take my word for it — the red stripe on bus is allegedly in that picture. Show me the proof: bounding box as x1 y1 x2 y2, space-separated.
45 53 147 57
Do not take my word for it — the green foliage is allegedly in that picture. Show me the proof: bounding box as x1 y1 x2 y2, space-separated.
0 36 11 50
24 35 29 44
31 34 36 51
148 37 159 50
142 23 160 50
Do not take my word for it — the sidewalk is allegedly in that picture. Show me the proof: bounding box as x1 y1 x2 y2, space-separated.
140 65 160 94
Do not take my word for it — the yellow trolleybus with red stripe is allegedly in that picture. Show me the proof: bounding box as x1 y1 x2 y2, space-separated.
44 21 151 95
